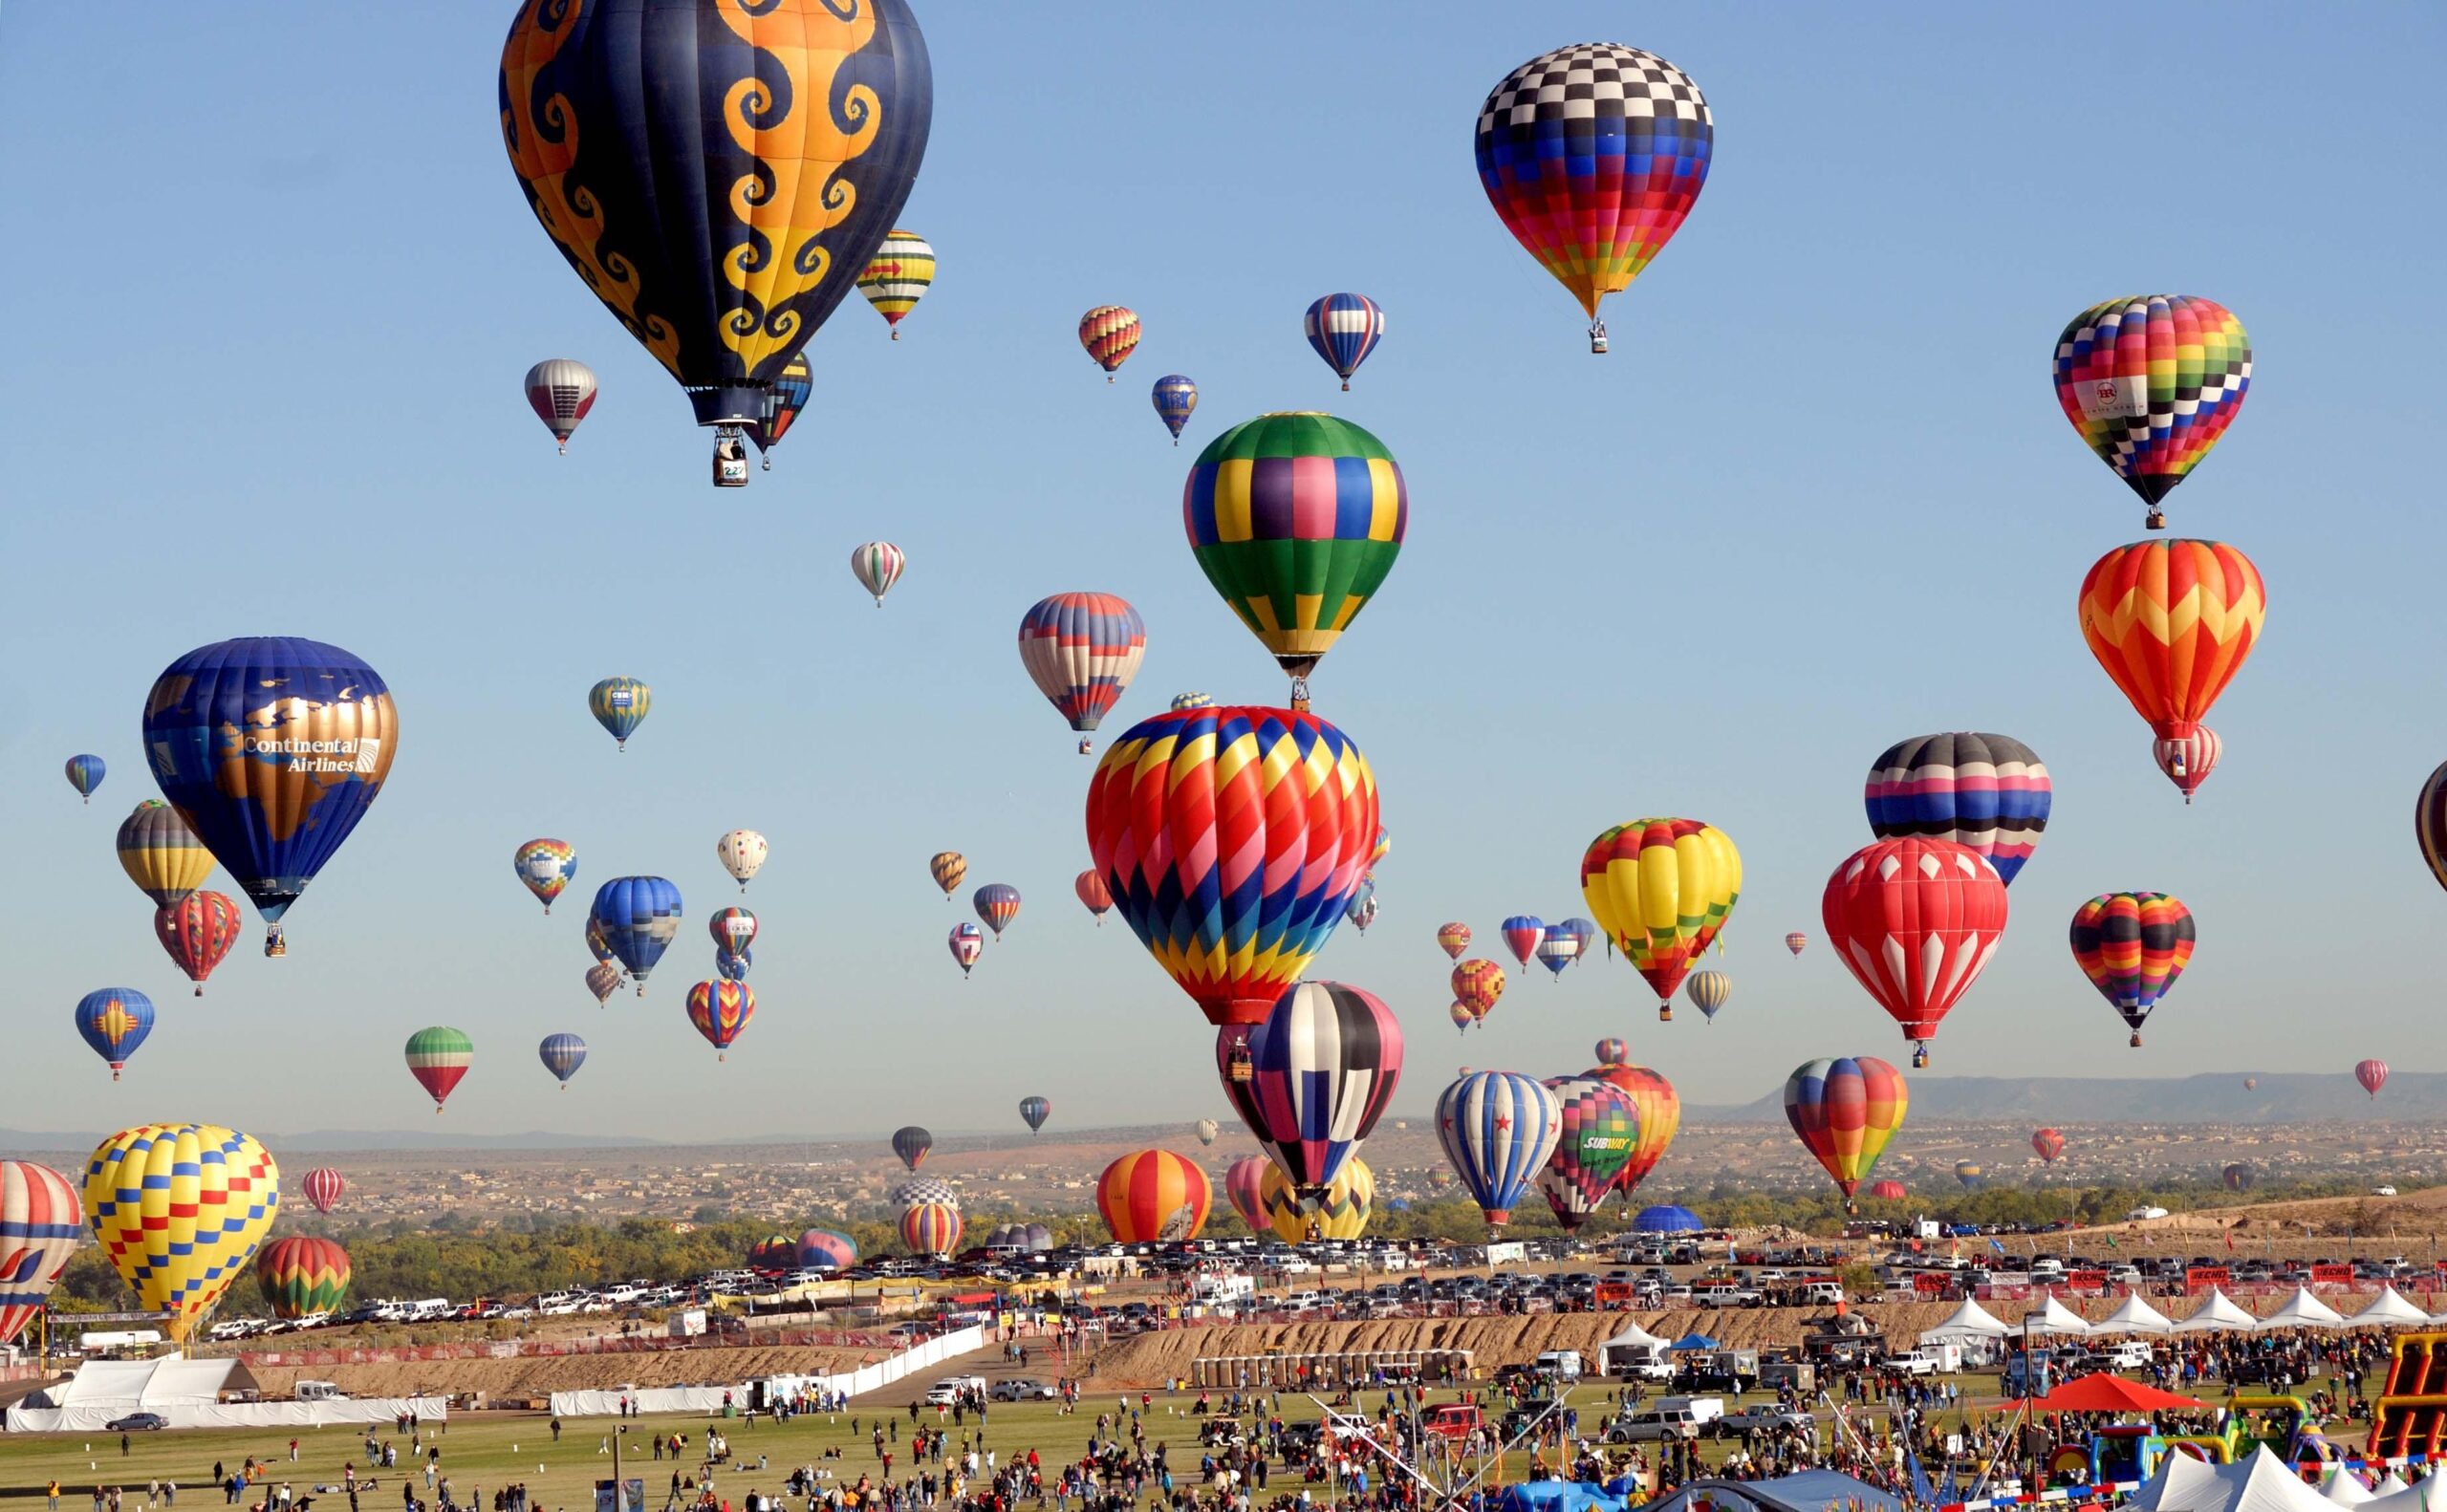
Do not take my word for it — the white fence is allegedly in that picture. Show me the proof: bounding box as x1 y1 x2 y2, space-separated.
547 1326 988 1417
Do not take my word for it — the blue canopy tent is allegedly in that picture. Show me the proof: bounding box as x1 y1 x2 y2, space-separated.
1498 1483 1629 1512
1632 1203 1701 1233
1667 1332 1719 1351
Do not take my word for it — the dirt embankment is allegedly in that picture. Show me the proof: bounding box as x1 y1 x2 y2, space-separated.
247 1345 890 1402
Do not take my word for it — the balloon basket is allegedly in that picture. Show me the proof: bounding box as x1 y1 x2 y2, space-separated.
1912 1046 1929 1069
2130 1032 2142 1048
1657 1006 1672 1023
193 986 203 998
2146 509 2165 529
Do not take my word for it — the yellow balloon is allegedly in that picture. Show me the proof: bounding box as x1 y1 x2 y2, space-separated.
116 801 214 907
1578 818 1743 1020
1260 1156 1374 1242
84 1124 279 1342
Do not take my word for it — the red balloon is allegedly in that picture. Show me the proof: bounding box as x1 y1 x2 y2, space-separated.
2356 1059 2389 1097
155 891 242 995
1821 837 2010 1068
2031 1128 2067 1163
300 1167 346 1215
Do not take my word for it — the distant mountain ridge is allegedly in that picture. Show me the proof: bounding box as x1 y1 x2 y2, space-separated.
1688 1071 2440 1124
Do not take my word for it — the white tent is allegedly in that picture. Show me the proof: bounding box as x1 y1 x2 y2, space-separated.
2349 1479 2437 1512
2174 1288 2260 1333
2258 1286 2347 1330
6 1356 442 1432
2342 1286 2429 1328
1599 1320 1671 1375
2023 1294 2093 1335
2322 1466 2375 1506
1919 1298 2009 1342
2095 1292 2175 1333
2127 1445 2344 1512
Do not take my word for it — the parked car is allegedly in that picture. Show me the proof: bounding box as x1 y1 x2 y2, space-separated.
107 1413 169 1432
989 1378 1057 1401
1722 1406 1813 1437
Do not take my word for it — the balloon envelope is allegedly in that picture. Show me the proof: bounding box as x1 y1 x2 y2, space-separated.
852 542 907 605
2078 539 2265 760
1096 1150 1210 1242
716 831 769 890
1863 733 2052 886
594 876 683 985
1436 922 1473 960
2053 295 2250 523
893 1126 933 1171
514 838 577 914
2068 892 2195 1046
539 1032 589 1085
857 229 935 334
117 800 212 907
1783 1057 1908 1199
1303 293 1385 389
1535 1078 1639 1231
1261 1156 1374 1242
1224 1156 1272 1234
1152 375 1199 443
64 754 105 800
83 1123 278 1342
1822 837 2008 1065
155 892 241 995
1500 916 1546 966
257 1235 351 1320
75 988 154 1078
523 358 596 450
587 677 651 747
1019 1096 1050 1134
1585 1055 1680 1199
1079 306 1140 375
972 884 1022 939
2357 1059 2389 1097
300 1167 345 1215
1217 982 1403 1197
1017 593 1146 734
1580 819 1742 1017
0 1161 82 1348
405 1026 474 1111
1436 1070 1562 1227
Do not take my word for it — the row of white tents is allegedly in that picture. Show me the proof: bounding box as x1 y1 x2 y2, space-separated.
1922 1285 2438 1345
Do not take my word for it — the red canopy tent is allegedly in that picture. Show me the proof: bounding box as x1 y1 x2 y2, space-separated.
2001 1372 2214 1414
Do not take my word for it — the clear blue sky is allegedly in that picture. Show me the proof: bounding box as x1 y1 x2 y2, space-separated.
4 4 2443 1147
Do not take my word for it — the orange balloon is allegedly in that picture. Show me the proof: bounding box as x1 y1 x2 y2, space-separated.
2078 539 2264 743
1095 1149 1211 1242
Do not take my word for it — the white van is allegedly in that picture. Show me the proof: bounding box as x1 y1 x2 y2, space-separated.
1532 1350 1583 1381
295 1381 348 1402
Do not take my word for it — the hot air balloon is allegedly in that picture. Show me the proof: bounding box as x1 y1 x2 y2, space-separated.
300 1167 345 1216
1867 1179 1907 1202
1475 44 1712 354
594 876 682 990
747 1234 796 1270
1449 1002 1475 1033
1086 705 1378 1033
500 0 931 475
2079 540 2265 794
1685 969 1731 1023
64 754 105 803
405 1027 474 1112
960 891 1029 953
857 229 935 337
890 1176 956 1209
796 1228 857 1271
1074 870 1113 925
1822 837 2009 1067
586 961 623 1004
523 358 596 453
1535 1078 1639 1231
1096 1150 1211 1242
899 1200 962 1257
1217 982 1404 1199
685 982 753 1060
2357 1059 2390 1098
1451 960 1506 1023
1784 932 1808 957
116 800 212 908
1152 375 1198 444
1535 930 1582 977
715 947 751 983
142 637 398 956
538 1031 588 1087
1783 1057 1908 1206
1261 1156 1375 1242
75 988 154 1081
2155 727 2221 805
257 1235 351 1320
2415 762 2447 902
1580 819 1743 1020
2053 295 2251 529
1170 692 1213 711
2069 892 2196 1048
1954 1161 1983 1191
1303 293 1385 391
1018 594 1145 742
748 352 812 468
587 677 650 750
852 542 907 607
2032 1128 2066 1163
1224 1156 1272 1234
929 852 966 898
893 1126 933 1172
83 1123 277 1342
1863 733 2052 886
717 832 768 893
1346 885 1378 934
1437 1070 1562 1228
1183 413 1406 702
948 921 984 976
1500 917 1546 966
513 839 576 914
709 906 758 957
1437 922 1473 960
586 913 618 967
1194 1118 1220 1147
2244 1077 2259 1091
1554 918 1600 962
1078 306 1139 380
1586 1048 1680 1199
1019 1096 1050 1134
2222 1163 2256 1193
155 891 241 995
0 1162 79 1349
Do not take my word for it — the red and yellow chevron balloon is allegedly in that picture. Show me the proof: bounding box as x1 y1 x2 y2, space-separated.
1078 305 1139 378
84 1124 278 1342
2079 541 2264 782
1580 819 1743 1020
684 981 754 1060
1096 1149 1211 1243
1259 1156 1373 1242
256 1235 351 1320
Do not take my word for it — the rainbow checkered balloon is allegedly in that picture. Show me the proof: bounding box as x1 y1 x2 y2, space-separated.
2053 294 2251 524
84 1123 278 1342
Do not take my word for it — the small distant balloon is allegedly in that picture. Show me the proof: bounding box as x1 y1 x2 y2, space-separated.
1019 1096 1050 1134
588 677 651 750
1303 293 1385 391
716 831 768 892
709 906 758 956
75 988 154 1080
949 921 984 977
155 892 241 996
539 1032 588 1088
405 1026 474 1112
524 358 596 453
973 884 1022 940
684 981 753 1061
513 838 577 915
857 229 935 337
2356 1059 2390 1098
930 852 966 898
585 961 622 1005
852 542 906 607
1079 306 1139 380
1152 375 1199 443
1785 932 1808 957
1194 1117 1219 1147
1436 922 1473 961
1075 870 1113 925
64 755 105 803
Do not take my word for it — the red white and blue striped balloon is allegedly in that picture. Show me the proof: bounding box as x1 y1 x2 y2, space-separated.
0 1161 82 1348
1303 293 1385 391
1218 981 1404 1198
1534 929 1582 977
1500 916 1546 966
1435 1069 1562 1228
1017 593 1146 735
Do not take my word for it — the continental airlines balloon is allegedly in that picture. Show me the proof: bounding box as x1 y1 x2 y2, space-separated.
593 876 682 989
84 1123 277 1343
156 892 241 995
2052 295 2250 530
1017 593 1146 739
117 800 212 907
1863 733 2052 886
1262 1156 1374 1242
1217 982 1403 1199
1097 1150 1210 1242
1475 44 1712 354
1587 1046 1678 1198
405 1027 475 1112
1580 819 1742 1020
513 838 576 914
2079 540 2264 795
684 981 753 1060
1535 1077 1638 1232
1437 1070 1562 1228
2068 892 2195 1048
141 637 398 955
257 1236 351 1320
1822 838 2007 1067
499 0 932 439
1085 705 1377 1032
1782 1056 1907 1205
0 1162 80 1349
76 988 155 1080
1182 413 1406 700
716 831 768 892
856 228 935 337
